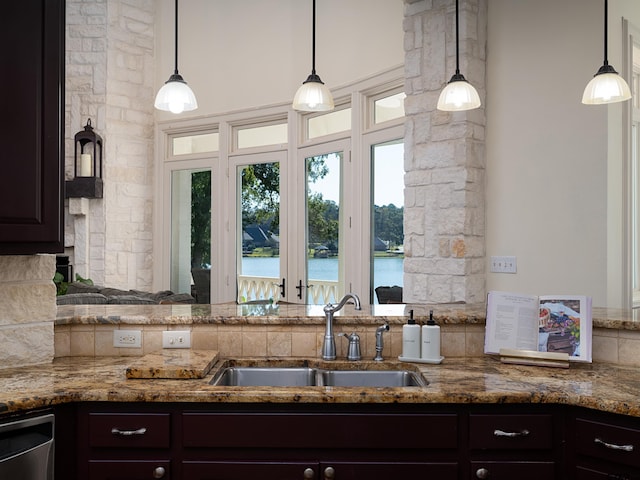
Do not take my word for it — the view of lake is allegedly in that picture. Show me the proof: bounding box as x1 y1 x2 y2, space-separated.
241 256 403 292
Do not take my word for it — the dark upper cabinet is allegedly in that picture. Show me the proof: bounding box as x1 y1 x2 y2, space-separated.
0 0 64 254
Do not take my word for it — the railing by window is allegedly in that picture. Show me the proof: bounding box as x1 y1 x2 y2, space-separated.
237 275 338 305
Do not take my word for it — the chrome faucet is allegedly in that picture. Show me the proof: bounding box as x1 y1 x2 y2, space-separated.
322 294 361 360
373 322 390 361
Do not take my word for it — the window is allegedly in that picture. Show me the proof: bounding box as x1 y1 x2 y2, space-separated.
307 108 351 140
371 139 404 303
235 122 287 150
157 69 405 304
373 92 406 125
630 29 640 307
172 132 219 156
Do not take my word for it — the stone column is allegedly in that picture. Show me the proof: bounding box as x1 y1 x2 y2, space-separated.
403 0 486 304
66 0 155 290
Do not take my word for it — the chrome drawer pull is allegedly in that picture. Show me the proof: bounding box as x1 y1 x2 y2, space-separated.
494 428 530 438
323 466 335 480
153 466 166 478
111 427 147 436
594 437 634 452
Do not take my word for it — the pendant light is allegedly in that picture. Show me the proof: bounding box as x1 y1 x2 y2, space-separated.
155 0 198 114
582 0 631 105
437 0 481 112
292 0 334 112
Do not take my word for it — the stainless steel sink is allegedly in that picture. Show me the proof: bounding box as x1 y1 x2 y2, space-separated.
211 367 318 386
209 365 426 387
319 369 426 387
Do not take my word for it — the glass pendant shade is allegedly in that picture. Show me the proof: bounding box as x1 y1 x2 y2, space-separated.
155 73 198 114
292 74 334 112
292 0 334 112
583 0 631 105
155 0 197 114
437 74 481 111
437 0 481 112
582 65 632 105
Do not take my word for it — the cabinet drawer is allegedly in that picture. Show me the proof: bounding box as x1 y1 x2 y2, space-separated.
469 414 553 450
576 463 640 479
575 418 640 468
183 412 458 449
88 460 171 480
89 413 171 449
469 461 555 479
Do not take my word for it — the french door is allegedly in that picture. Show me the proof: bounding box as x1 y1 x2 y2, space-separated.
292 140 350 305
231 140 350 305
230 150 287 304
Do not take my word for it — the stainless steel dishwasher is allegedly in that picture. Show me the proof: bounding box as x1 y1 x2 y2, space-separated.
0 413 54 480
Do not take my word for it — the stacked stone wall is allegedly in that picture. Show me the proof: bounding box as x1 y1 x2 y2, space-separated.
65 0 155 291
403 0 487 303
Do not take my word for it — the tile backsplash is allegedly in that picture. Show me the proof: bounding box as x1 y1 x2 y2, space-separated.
53 322 640 367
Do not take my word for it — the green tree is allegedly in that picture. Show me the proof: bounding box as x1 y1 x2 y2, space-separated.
191 170 211 268
307 194 339 246
240 156 331 234
374 203 404 248
241 162 281 230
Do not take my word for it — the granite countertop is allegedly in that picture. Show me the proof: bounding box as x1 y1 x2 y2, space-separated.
55 302 640 331
1 352 639 418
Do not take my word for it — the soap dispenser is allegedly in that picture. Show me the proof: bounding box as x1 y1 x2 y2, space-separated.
421 310 441 361
402 309 421 359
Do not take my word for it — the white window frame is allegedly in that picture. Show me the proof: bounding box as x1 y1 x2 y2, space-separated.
154 66 405 304
628 20 640 307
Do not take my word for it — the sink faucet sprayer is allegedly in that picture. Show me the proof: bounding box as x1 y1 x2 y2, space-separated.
322 294 361 360
374 322 390 361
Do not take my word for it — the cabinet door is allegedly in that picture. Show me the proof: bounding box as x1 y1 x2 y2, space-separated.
88 460 171 480
181 461 317 480
320 462 459 480
0 0 64 254
576 463 640 480
469 461 554 480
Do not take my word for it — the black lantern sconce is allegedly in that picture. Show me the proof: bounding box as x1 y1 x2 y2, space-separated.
65 118 103 198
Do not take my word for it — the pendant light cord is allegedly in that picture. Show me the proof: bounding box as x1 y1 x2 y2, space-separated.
174 0 179 75
311 0 317 75
455 0 460 75
603 0 609 65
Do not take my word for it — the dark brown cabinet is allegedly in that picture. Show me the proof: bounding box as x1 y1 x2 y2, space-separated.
181 409 459 479
0 0 65 254
572 410 640 480
88 461 172 480
70 402 640 480
467 413 560 479
77 406 173 480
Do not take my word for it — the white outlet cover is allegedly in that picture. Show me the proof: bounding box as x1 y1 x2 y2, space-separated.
162 330 191 349
113 329 142 348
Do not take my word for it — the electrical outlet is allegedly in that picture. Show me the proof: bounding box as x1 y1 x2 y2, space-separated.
162 330 191 349
490 256 517 274
113 329 142 348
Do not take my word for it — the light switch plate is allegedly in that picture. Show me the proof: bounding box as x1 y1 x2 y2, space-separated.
162 330 191 349
490 256 517 273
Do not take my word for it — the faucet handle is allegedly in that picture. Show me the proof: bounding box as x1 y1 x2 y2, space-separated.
338 332 361 361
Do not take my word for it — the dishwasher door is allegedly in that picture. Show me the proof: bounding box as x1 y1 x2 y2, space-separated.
0 413 54 480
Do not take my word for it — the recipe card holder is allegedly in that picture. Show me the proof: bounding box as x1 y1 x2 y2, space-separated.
499 348 570 369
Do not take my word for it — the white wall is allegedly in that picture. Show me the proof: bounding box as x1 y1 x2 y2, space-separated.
153 0 640 308
154 0 405 117
485 0 639 307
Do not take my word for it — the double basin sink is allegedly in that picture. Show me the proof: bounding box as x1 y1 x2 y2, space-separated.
209 362 426 388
